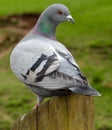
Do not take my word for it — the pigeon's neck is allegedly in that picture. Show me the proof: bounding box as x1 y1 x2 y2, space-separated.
33 14 58 40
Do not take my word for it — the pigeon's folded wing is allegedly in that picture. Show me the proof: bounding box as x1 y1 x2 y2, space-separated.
21 43 89 91
10 39 59 84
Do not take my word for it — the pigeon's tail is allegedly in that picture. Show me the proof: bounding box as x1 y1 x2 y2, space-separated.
69 85 101 96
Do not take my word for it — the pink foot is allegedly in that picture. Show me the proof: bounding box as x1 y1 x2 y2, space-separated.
33 96 44 109
33 102 40 109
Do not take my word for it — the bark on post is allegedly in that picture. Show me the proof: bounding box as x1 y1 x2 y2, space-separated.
12 94 95 130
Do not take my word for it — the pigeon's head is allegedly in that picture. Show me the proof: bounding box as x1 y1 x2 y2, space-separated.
34 4 74 39
44 4 75 24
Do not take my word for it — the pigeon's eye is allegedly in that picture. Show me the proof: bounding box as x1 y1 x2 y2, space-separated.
57 10 63 15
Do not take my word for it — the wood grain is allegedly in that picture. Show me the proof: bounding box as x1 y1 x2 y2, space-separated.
12 94 95 130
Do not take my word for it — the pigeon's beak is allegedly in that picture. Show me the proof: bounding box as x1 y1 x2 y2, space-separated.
67 15 75 24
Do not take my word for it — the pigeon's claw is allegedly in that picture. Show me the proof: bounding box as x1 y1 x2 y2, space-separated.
33 96 44 109
33 102 41 109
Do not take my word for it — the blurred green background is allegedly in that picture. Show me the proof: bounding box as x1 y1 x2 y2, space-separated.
0 0 112 129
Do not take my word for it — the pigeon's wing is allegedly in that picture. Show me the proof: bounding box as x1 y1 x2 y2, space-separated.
22 42 88 91
10 39 101 96
10 39 59 84
11 39 83 91
50 40 88 82
58 49 87 80
50 43 101 96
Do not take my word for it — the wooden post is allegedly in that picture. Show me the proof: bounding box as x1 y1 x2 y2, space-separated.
12 94 95 130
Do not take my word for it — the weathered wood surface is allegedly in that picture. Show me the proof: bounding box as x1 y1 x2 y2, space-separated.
12 94 95 130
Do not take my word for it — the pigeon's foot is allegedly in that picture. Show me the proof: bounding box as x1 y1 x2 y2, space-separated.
33 102 41 109
33 95 44 109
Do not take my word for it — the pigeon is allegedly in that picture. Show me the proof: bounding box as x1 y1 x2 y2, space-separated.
10 4 101 108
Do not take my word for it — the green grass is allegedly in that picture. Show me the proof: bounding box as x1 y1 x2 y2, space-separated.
0 0 70 16
0 0 112 130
